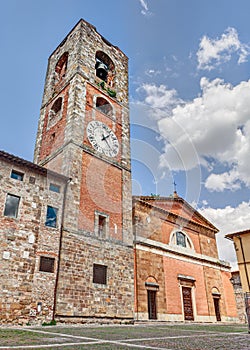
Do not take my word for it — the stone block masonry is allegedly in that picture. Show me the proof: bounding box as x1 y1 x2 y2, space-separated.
0 151 68 325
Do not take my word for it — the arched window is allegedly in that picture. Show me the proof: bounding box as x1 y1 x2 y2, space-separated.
51 97 62 114
170 230 193 249
55 52 68 82
48 97 62 128
95 51 115 87
96 97 113 116
176 231 186 247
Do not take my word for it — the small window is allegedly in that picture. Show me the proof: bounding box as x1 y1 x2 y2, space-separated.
45 206 58 228
96 97 113 116
4 194 20 218
10 170 24 181
93 264 107 284
176 231 186 247
29 176 36 184
98 215 107 237
39 256 55 273
49 183 60 193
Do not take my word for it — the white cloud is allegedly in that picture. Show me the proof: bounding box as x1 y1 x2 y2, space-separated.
138 0 152 16
145 69 161 77
205 169 241 192
136 83 181 111
199 201 250 267
197 27 250 70
138 78 250 191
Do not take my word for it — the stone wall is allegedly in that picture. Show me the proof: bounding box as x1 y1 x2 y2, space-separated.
230 271 247 323
55 231 134 320
0 154 67 324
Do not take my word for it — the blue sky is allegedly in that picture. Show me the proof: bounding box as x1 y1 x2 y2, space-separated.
1 0 250 267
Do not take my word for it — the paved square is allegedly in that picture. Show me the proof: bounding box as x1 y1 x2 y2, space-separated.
0 323 249 349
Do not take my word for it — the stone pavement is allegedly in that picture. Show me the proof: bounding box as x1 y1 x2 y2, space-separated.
0 322 249 349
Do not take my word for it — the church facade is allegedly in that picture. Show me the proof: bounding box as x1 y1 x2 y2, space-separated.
0 19 239 325
133 195 238 322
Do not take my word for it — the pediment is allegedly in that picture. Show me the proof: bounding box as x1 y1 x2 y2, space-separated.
133 196 218 232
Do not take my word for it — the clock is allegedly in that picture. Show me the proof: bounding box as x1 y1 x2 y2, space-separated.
87 121 119 158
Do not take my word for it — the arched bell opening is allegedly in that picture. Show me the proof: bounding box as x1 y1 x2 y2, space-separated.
95 51 115 87
55 52 68 82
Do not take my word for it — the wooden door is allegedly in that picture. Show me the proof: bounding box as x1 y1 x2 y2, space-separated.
147 290 157 319
213 297 221 321
182 287 194 321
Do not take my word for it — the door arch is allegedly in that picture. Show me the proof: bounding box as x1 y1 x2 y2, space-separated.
145 276 159 320
212 287 221 321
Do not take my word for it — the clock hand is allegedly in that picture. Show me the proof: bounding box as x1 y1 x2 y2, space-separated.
101 133 112 150
101 132 111 141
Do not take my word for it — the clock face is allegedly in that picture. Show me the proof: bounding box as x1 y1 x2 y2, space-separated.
87 121 119 158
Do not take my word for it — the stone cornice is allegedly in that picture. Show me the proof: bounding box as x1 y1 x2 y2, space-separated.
135 236 231 271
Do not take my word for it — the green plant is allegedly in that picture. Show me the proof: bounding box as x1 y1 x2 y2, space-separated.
99 81 105 89
107 88 116 98
42 319 57 326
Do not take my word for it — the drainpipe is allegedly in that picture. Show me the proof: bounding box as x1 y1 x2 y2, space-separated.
52 177 71 321
133 214 139 321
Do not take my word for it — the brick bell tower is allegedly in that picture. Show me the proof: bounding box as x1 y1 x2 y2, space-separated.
34 19 134 321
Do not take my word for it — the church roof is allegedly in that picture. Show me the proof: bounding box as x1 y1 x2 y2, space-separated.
133 194 218 232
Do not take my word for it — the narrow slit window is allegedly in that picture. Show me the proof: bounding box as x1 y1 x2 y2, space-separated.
98 215 106 237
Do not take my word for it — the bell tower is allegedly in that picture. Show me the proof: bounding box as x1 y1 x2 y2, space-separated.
34 19 134 321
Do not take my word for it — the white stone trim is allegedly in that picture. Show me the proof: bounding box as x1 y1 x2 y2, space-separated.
136 237 230 271
135 312 228 323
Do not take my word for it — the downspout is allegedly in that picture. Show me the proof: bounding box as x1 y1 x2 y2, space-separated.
238 236 250 292
52 177 71 321
134 214 139 321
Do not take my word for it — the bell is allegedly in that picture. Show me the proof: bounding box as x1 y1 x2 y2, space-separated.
96 62 108 81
